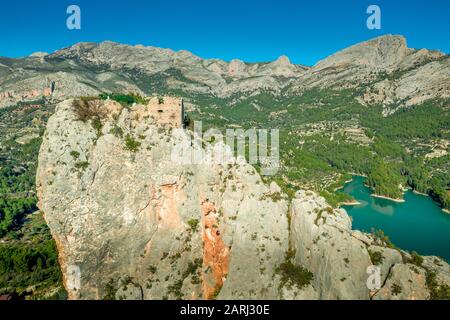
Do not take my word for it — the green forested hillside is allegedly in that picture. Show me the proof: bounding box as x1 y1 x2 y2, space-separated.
0 101 65 299
185 89 449 209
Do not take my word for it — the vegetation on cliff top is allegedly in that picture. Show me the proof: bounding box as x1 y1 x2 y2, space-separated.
276 249 313 290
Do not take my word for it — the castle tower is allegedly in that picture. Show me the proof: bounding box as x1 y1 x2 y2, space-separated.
147 96 185 128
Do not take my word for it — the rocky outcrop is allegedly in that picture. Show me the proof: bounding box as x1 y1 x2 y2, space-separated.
367 245 403 284
36 99 450 300
36 99 290 300
372 264 430 300
0 88 52 102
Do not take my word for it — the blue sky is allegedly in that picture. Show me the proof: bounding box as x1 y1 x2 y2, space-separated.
1 0 449 65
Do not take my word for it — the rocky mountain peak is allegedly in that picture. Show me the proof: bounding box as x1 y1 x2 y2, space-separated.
274 55 291 66
368 34 407 48
29 52 48 58
174 49 202 63
261 54 301 78
313 34 411 71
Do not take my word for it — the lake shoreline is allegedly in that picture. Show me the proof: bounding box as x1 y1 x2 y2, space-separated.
342 175 450 262
351 173 368 178
349 176 449 211
413 190 428 196
371 194 406 203
344 176 406 204
343 175 445 208
340 200 361 206
334 179 353 192
410 190 448 215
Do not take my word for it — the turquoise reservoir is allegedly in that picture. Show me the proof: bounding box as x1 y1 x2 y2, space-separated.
342 176 450 262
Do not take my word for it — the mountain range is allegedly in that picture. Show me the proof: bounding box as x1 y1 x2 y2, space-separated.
1 35 449 115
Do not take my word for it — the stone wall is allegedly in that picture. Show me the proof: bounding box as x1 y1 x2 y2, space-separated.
147 96 184 128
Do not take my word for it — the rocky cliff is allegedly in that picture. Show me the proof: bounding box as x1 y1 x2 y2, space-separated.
36 99 450 300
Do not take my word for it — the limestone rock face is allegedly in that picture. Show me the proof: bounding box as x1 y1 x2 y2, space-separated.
367 245 403 284
36 99 290 300
422 256 450 285
279 284 319 300
290 35 449 111
36 99 450 300
288 190 450 300
372 264 430 300
228 59 247 77
115 277 144 300
258 55 303 78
